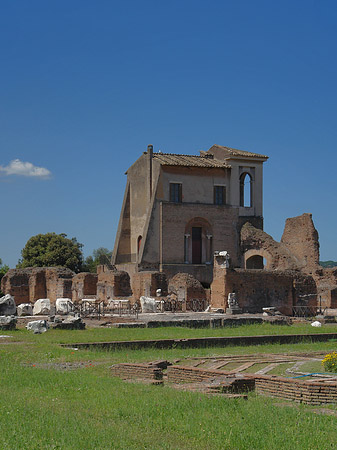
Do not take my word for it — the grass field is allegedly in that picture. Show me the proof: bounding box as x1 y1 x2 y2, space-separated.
1 323 337 449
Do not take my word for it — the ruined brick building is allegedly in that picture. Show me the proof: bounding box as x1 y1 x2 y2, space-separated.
112 144 268 285
2 143 337 314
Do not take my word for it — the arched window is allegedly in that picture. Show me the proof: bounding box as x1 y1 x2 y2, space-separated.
240 172 253 207
246 255 264 269
137 235 142 259
244 249 271 270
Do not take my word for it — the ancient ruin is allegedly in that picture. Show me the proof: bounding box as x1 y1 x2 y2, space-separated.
1 145 337 318
110 352 337 405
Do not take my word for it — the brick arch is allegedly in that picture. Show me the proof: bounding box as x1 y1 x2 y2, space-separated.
184 217 212 234
244 249 272 270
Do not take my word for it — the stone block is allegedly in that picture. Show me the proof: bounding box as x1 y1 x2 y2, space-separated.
0 315 17 330
26 319 49 334
33 298 51 315
17 303 33 316
0 294 16 316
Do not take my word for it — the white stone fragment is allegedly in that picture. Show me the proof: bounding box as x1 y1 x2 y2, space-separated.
26 319 49 334
56 298 74 315
33 298 51 315
17 303 33 316
140 296 157 313
0 294 16 316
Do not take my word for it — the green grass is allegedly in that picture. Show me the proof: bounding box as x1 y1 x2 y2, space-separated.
1 324 337 449
4 321 337 345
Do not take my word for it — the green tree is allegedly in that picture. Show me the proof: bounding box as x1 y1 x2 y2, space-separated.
83 247 112 273
17 233 84 272
0 258 9 296
319 260 337 268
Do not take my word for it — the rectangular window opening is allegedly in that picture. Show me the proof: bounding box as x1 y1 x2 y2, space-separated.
170 183 182 203
214 186 226 205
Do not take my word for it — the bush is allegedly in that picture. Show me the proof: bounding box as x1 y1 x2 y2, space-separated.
322 352 337 372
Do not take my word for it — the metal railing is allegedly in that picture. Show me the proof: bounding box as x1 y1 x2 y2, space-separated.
292 306 327 318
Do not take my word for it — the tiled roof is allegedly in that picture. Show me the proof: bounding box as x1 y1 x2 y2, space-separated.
152 153 231 168
211 144 268 159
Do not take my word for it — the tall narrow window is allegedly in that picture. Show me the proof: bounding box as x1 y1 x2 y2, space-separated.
214 186 226 205
240 173 252 207
192 227 202 264
170 183 182 203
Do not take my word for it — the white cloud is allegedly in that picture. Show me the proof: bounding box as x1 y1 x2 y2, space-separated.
0 159 51 178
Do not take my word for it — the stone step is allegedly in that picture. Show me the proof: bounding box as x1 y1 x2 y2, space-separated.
255 363 281 374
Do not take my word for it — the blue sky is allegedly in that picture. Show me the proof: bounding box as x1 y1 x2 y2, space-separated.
1 0 337 267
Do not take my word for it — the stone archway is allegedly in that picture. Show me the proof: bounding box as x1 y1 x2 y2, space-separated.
244 249 272 270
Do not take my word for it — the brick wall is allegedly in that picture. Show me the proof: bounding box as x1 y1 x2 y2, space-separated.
110 363 163 380
168 273 207 310
255 374 337 405
131 271 168 301
166 365 337 405
1 270 30 304
281 213 320 274
211 266 294 315
97 269 132 302
161 202 241 267
72 273 98 302
1 267 74 304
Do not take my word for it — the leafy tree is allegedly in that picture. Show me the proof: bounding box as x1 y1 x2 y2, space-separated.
319 261 337 268
0 259 9 296
17 233 84 273
83 247 112 273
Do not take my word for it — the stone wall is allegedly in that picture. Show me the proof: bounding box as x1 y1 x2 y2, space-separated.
72 272 98 303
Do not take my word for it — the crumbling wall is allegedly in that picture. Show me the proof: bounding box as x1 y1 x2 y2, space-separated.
96 266 132 302
1 270 30 305
241 222 300 271
281 213 320 273
168 273 206 310
132 271 168 301
1 267 74 304
211 255 316 315
72 272 98 303
312 267 337 308
168 273 205 301
29 269 47 301
44 268 74 303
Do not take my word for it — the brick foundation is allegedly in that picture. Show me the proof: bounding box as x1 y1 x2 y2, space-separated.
110 363 163 380
255 375 337 405
167 365 337 405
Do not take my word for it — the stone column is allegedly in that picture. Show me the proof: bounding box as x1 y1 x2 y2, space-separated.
184 234 190 263
206 235 213 263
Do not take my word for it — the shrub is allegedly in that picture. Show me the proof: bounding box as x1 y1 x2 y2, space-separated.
322 352 337 372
